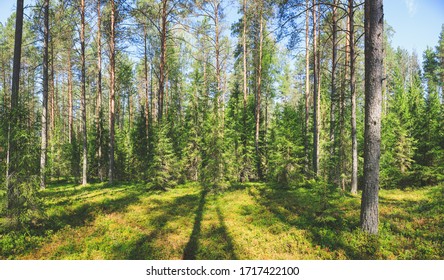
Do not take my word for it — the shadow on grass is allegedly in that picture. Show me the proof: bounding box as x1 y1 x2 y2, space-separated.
248 185 367 259
248 183 444 259
182 188 208 260
36 184 149 235
114 186 238 260
121 191 201 259
0 183 151 259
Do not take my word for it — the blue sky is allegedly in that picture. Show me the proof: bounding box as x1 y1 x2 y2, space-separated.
0 0 443 58
385 0 444 57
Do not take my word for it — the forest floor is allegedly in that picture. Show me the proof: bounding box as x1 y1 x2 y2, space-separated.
0 181 443 260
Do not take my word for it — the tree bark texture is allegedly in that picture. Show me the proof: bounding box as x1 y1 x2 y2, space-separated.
109 0 116 184
80 0 88 186
7 0 24 208
40 0 49 190
361 0 384 235
350 0 358 195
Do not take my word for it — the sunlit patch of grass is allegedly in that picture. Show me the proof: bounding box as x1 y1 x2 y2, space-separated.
1 181 442 259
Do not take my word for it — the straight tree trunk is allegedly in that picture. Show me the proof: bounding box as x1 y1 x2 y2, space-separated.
7 0 24 208
255 5 264 180
312 0 319 177
158 0 168 122
108 0 116 184
361 0 384 235
143 25 150 143
67 48 73 144
329 0 338 184
96 0 103 181
350 0 358 195
40 0 49 190
304 0 310 174
80 0 88 186
50 39 55 134
339 11 349 191
214 1 221 113
241 0 248 182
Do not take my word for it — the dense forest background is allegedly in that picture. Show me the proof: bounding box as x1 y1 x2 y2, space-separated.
0 0 443 244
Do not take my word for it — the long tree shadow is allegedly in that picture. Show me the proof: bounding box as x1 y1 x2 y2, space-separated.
123 191 202 259
214 205 238 259
182 188 208 259
121 186 238 260
0 184 149 259
249 185 364 259
35 185 148 235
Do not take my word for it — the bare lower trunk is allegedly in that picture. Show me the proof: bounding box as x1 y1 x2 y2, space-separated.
68 48 73 144
144 25 149 144
339 9 349 191
361 0 383 235
96 0 103 181
350 0 358 195
312 0 319 177
7 0 24 208
40 0 49 190
304 0 310 174
255 7 263 180
109 0 116 184
80 0 88 186
241 0 248 182
329 0 338 184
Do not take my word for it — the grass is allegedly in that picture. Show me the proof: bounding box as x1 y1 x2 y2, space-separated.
0 181 442 259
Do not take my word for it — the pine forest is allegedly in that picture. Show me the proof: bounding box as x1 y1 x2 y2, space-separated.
0 0 443 260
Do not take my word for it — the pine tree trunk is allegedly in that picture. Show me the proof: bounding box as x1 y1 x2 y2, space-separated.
255 6 263 180
350 0 358 195
312 0 319 177
329 0 338 184
50 40 55 134
361 0 384 235
96 0 103 182
339 5 349 191
7 0 24 208
241 0 248 182
108 0 116 184
80 0 88 186
304 0 310 174
68 48 73 145
40 0 49 190
158 0 168 122
144 25 150 144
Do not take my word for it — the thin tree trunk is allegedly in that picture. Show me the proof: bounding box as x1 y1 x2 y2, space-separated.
329 0 338 184
143 25 150 143
7 0 24 208
339 7 349 191
158 0 167 122
108 0 116 184
361 0 384 235
350 0 358 195
68 48 73 144
312 0 319 177
40 0 49 190
304 0 310 174
255 6 264 180
50 38 55 180
215 1 221 114
241 0 248 182
50 39 55 134
80 0 88 186
96 0 103 181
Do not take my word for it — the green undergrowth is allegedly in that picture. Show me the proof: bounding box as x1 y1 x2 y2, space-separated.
0 181 442 259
